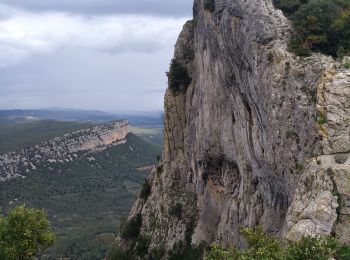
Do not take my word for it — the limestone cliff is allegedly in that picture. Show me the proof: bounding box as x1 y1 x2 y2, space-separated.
121 0 350 257
0 120 129 181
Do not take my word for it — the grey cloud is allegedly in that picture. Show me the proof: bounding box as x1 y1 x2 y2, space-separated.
0 0 187 112
0 46 171 112
0 13 186 66
0 0 193 17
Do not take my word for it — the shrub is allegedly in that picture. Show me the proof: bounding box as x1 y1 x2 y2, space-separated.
317 115 327 124
286 235 339 260
205 227 343 260
135 235 151 257
108 246 132 260
167 58 192 94
337 245 350 259
120 214 142 240
149 247 166 259
169 240 205 260
205 244 240 260
156 164 163 175
295 163 304 172
140 179 151 200
183 45 195 62
185 218 197 245
168 203 182 218
238 226 284 259
204 0 215 12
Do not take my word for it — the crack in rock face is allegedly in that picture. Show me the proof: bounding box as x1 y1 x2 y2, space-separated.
119 0 350 256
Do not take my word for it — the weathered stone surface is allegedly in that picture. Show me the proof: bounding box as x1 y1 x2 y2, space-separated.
120 0 350 257
284 67 350 241
0 120 129 181
283 161 339 241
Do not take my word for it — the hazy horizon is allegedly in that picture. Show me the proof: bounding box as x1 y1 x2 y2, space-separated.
0 0 192 112
0 107 163 116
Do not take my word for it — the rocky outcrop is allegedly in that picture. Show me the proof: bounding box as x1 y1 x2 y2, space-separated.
0 120 129 181
120 0 350 257
284 66 350 242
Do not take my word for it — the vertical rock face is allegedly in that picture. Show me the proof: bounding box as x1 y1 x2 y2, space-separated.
122 0 350 256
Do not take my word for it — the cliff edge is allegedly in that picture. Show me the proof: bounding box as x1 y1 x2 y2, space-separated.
120 0 350 257
0 120 129 181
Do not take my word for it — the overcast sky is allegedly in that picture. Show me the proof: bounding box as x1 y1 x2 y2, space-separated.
0 1 192 113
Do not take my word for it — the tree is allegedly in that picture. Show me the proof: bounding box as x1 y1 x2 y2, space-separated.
290 0 341 56
0 205 55 260
274 0 350 57
274 0 304 15
333 6 350 57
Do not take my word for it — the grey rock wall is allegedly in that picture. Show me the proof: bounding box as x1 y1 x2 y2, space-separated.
120 0 350 257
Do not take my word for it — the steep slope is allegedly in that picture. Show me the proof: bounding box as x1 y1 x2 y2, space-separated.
120 0 350 257
0 120 128 181
0 120 92 154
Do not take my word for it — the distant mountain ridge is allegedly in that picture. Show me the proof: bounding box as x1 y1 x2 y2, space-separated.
0 108 163 126
0 120 129 181
0 109 117 124
0 120 94 154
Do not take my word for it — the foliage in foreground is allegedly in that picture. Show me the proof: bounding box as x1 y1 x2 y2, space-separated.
205 226 350 260
274 0 350 57
0 205 55 260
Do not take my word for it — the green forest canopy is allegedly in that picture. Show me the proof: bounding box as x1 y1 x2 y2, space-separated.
274 0 350 57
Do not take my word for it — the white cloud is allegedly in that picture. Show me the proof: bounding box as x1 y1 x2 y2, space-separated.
0 4 189 111
0 5 187 67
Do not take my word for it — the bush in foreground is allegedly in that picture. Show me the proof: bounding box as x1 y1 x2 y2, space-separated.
205 226 350 260
0 205 55 260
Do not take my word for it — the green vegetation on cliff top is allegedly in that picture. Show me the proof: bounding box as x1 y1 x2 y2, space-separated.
0 120 92 154
274 0 350 57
